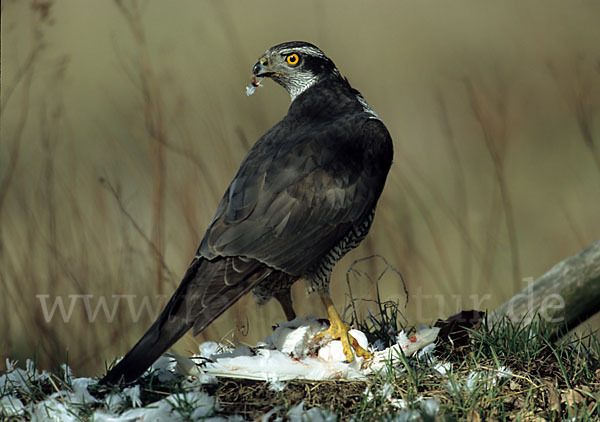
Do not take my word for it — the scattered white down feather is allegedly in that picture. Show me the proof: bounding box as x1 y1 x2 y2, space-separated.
123 385 142 408
363 381 440 418
433 361 453 376
1 359 51 392
286 401 337 422
445 365 514 393
31 398 79 422
93 391 217 422
245 76 264 96
0 395 25 418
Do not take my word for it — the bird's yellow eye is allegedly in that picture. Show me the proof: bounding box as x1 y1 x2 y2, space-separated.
286 53 300 66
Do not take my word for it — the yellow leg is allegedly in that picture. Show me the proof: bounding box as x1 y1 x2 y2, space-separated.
313 292 371 361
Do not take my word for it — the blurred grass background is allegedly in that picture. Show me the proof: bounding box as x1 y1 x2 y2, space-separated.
1 0 599 377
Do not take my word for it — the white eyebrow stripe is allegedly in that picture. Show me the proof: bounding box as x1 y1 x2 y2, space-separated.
277 46 325 57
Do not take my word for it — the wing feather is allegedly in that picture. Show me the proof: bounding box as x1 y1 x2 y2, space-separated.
199 114 392 276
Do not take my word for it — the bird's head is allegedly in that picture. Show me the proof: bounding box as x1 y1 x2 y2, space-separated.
252 41 341 101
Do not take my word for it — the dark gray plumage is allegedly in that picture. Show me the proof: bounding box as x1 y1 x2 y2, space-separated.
100 41 393 385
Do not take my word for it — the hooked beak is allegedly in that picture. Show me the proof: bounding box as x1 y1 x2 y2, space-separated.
252 56 274 77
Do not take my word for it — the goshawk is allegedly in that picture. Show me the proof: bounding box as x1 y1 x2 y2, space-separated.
101 41 393 384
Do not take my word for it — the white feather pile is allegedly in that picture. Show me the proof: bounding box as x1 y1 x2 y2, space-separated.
176 316 440 382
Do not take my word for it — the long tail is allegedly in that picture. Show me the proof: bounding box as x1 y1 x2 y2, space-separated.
100 256 271 384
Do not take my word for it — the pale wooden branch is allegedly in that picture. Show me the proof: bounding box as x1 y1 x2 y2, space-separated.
490 240 600 336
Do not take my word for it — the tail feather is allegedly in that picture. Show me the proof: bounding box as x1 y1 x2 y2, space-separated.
100 312 191 385
100 256 271 385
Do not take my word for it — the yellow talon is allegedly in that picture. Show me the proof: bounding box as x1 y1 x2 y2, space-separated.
313 293 371 361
